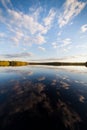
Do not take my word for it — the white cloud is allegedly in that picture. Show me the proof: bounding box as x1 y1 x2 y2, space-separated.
0 0 57 48
7 9 45 35
64 54 87 62
52 38 72 50
58 31 62 36
0 33 5 38
0 52 33 61
10 8 54 36
0 8 47 45
10 31 24 45
11 37 19 45
58 0 86 27
52 42 58 49
62 38 71 46
63 48 69 52
0 5 56 46
81 24 87 33
38 46 46 51
62 45 72 52
35 35 46 44
32 7 43 20
1 0 12 9
15 31 23 39
76 44 87 49
0 8 6 23
43 8 56 29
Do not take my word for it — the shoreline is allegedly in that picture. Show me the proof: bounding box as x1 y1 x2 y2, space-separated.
0 61 87 67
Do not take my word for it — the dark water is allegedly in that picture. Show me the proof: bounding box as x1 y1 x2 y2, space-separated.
0 65 87 130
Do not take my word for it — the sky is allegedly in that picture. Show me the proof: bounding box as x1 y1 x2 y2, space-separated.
0 0 87 62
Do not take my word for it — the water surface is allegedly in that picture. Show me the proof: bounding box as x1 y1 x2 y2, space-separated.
0 65 87 130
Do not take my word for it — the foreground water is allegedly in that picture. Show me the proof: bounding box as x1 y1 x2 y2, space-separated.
0 65 87 130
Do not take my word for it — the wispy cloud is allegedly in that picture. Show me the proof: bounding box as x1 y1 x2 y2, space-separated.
58 0 86 27
0 3 56 46
41 54 87 62
0 52 33 59
81 24 87 33
62 38 71 47
0 0 87 61
58 31 62 36
60 54 87 62
0 32 5 38
7 8 45 35
43 8 56 29
76 44 87 49
1 0 12 9
0 3 57 46
52 38 72 51
35 35 46 44
52 42 59 49
38 46 46 51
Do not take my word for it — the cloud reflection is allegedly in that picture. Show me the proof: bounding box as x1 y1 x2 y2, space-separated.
57 100 81 129
0 66 87 129
38 76 46 81
79 95 85 103
60 81 70 89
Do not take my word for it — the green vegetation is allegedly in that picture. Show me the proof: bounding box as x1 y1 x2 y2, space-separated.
0 61 87 67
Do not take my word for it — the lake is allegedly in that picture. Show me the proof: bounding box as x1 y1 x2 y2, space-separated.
0 65 87 130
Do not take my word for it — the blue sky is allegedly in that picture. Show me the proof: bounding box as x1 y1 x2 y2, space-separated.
0 0 87 62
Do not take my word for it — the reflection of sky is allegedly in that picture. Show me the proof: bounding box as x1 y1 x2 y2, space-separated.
0 66 87 129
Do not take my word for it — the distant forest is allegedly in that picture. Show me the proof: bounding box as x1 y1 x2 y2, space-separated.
0 61 28 66
0 61 87 66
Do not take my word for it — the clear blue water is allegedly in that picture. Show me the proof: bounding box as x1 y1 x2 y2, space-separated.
0 65 87 130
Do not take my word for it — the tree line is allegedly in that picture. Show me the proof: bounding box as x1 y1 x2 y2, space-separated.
0 61 87 66
0 61 29 66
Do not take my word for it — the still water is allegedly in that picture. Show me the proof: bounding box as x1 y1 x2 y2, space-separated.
0 65 87 130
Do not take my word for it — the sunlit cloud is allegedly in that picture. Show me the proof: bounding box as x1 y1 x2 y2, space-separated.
58 0 86 27
43 8 56 29
35 35 46 44
0 4 55 46
81 24 87 33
